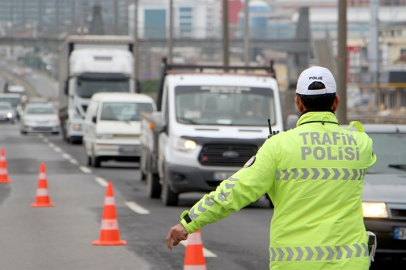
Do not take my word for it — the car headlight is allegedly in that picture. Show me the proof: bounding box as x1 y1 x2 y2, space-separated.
6 112 12 118
172 136 196 152
362 202 388 218
96 133 114 139
24 119 34 125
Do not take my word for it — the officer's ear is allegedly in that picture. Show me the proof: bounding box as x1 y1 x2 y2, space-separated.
295 96 306 113
332 94 340 112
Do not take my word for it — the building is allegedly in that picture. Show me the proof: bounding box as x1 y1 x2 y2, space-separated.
128 0 222 39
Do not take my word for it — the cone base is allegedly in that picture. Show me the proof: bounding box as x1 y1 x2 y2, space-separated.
31 203 55 207
92 240 127 246
0 179 11 183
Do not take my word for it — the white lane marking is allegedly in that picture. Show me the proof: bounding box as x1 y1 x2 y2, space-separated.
38 134 43 138
43 138 49 143
62 153 71 159
54 147 61 152
79 166 92 173
48 143 55 148
125 201 150 215
94 177 108 187
179 241 217 258
69 159 79 165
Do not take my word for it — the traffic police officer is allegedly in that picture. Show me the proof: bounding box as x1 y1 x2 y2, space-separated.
166 66 377 270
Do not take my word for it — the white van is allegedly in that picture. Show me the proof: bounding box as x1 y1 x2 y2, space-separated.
83 92 156 167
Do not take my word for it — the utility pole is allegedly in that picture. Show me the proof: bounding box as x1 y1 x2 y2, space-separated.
244 0 250 66
114 0 118 35
223 0 229 67
167 0 173 64
337 0 347 124
134 0 139 82
370 0 379 107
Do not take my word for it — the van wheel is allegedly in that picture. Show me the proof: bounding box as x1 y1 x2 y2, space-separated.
265 194 274 208
147 172 161 198
161 173 178 206
92 153 101 167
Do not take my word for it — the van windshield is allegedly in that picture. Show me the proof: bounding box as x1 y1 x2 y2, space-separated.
100 102 154 121
175 86 276 126
76 78 129 98
0 97 20 107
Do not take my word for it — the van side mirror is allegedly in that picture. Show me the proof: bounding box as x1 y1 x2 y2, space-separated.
64 79 69 95
286 114 299 130
92 116 97 123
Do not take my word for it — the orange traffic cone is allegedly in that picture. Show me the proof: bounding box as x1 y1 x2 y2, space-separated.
31 162 54 207
0 148 11 183
184 230 207 270
93 181 127 246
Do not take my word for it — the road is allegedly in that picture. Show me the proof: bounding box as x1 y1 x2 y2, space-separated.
0 122 273 269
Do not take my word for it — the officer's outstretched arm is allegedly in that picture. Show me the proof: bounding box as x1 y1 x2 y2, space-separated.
180 140 277 233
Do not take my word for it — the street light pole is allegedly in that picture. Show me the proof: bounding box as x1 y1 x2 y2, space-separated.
337 0 347 124
244 0 250 66
223 0 229 67
168 0 173 64
133 0 139 83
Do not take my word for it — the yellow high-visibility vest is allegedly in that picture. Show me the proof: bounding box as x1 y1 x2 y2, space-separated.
180 111 376 270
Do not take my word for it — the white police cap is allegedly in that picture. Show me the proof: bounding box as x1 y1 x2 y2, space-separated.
296 66 336 95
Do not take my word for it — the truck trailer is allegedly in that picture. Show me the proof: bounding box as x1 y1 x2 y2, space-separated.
58 35 137 143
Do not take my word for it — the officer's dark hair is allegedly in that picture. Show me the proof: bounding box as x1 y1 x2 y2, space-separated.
296 82 336 111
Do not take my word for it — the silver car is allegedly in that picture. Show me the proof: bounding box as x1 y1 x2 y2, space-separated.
359 124 406 259
0 101 15 124
20 104 60 135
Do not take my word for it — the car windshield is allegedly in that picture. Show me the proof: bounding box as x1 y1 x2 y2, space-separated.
0 103 12 110
26 107 55 114
175 85 276 126
100 102 154 121
0 97 20 107
76 78 129 98
367 132 406 174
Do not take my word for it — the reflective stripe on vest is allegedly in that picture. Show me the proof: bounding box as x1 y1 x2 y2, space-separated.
270 243 368 262
276 168 367 181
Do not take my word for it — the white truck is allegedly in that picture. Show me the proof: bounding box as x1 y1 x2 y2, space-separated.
140 59 284 206
58 35 137 143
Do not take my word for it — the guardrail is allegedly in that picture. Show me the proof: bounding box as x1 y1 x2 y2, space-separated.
348 114 406 125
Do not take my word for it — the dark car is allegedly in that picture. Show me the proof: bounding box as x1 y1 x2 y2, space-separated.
358 124 406 259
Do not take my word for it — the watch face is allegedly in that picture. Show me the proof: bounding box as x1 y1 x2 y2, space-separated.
243 156 256 168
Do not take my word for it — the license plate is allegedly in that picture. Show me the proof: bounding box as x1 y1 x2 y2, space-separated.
119 146 138 153
213 172 235 181
394 227 406 240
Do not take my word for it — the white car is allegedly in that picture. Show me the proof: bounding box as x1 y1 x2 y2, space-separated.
0 101 16 124
20 104 60 135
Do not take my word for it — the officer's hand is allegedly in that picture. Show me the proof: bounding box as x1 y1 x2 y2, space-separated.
166 223 188 251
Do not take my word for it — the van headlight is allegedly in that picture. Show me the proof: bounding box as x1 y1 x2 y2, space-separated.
7 112 12 118
362 202 388 218
96 133 114 139
172 136 196 152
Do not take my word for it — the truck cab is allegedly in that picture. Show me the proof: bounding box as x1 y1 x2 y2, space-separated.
140 61 283 206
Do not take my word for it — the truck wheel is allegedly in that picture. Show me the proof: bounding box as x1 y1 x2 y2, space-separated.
61 121 68 142
147 173 161 198
161 174 178 206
